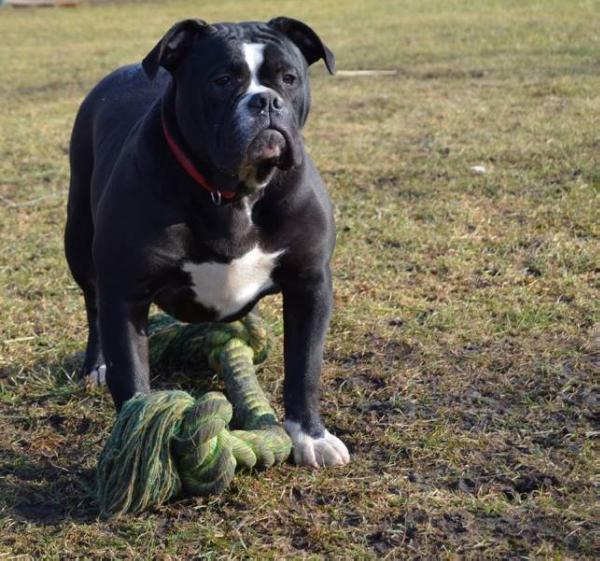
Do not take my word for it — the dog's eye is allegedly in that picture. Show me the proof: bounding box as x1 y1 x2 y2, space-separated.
282 73 296 85
214 75 231 86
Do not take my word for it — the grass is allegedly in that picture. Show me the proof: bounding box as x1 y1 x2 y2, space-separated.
0 0 598 558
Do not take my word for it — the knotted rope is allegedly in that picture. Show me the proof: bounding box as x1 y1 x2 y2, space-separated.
96 314 291 517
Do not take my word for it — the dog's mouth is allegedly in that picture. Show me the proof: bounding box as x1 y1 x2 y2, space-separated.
238 128 293 189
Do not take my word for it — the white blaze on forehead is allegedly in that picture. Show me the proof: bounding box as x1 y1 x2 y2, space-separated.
242 42 268 95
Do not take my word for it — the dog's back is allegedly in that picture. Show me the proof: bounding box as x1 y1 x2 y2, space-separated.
69 64 168 212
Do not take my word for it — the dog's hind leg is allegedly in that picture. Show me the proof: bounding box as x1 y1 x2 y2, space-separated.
64 127 105 385
80 288 105 385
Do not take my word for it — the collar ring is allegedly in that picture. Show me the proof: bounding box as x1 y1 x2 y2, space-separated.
210 191 222 206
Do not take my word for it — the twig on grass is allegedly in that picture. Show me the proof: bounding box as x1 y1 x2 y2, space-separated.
0 193 61 208
336 69 398 77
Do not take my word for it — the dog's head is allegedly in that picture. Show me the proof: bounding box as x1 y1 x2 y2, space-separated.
143 17 335 192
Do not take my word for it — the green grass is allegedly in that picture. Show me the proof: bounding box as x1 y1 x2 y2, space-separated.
1 0 599 558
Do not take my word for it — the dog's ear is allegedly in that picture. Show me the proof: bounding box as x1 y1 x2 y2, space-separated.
142 19 208 80
268 17 335 75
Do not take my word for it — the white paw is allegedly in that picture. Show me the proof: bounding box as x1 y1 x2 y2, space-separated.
284 420 350 468
82 365 106 386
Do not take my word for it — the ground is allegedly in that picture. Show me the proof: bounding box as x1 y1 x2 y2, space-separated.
0 0 598 559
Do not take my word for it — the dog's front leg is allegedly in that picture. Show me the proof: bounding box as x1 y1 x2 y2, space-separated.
282 269 350 467
97 289 151 411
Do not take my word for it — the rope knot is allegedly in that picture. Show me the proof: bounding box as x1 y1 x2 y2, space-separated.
96 314 291 517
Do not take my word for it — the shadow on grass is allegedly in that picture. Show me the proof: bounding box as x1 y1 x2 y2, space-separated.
0 444 98 524
0 352 101 524
0 348 237 525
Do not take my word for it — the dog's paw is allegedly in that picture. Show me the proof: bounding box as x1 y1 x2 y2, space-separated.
284 420 350 468
81 365 107 387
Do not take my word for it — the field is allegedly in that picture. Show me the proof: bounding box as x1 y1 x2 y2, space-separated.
0 0 598 558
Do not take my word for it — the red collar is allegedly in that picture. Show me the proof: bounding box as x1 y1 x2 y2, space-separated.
161 118 236 204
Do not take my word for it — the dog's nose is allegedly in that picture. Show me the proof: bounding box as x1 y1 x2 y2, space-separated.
248 91 284 113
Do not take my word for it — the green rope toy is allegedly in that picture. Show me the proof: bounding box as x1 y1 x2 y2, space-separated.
96 313 292 518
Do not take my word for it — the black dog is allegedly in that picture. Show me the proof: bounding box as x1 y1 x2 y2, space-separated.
65 17 349 467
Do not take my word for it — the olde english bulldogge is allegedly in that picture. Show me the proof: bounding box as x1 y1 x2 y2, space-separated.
65 17 350 468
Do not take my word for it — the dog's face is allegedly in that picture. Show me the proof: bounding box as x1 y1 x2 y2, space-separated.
143 18 335 192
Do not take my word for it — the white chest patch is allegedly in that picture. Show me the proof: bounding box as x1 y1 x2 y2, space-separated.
182 246 284 319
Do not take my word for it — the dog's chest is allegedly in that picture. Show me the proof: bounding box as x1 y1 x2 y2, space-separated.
181 245 283 320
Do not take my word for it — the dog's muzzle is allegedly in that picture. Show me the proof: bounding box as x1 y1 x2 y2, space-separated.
246 129 286 164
